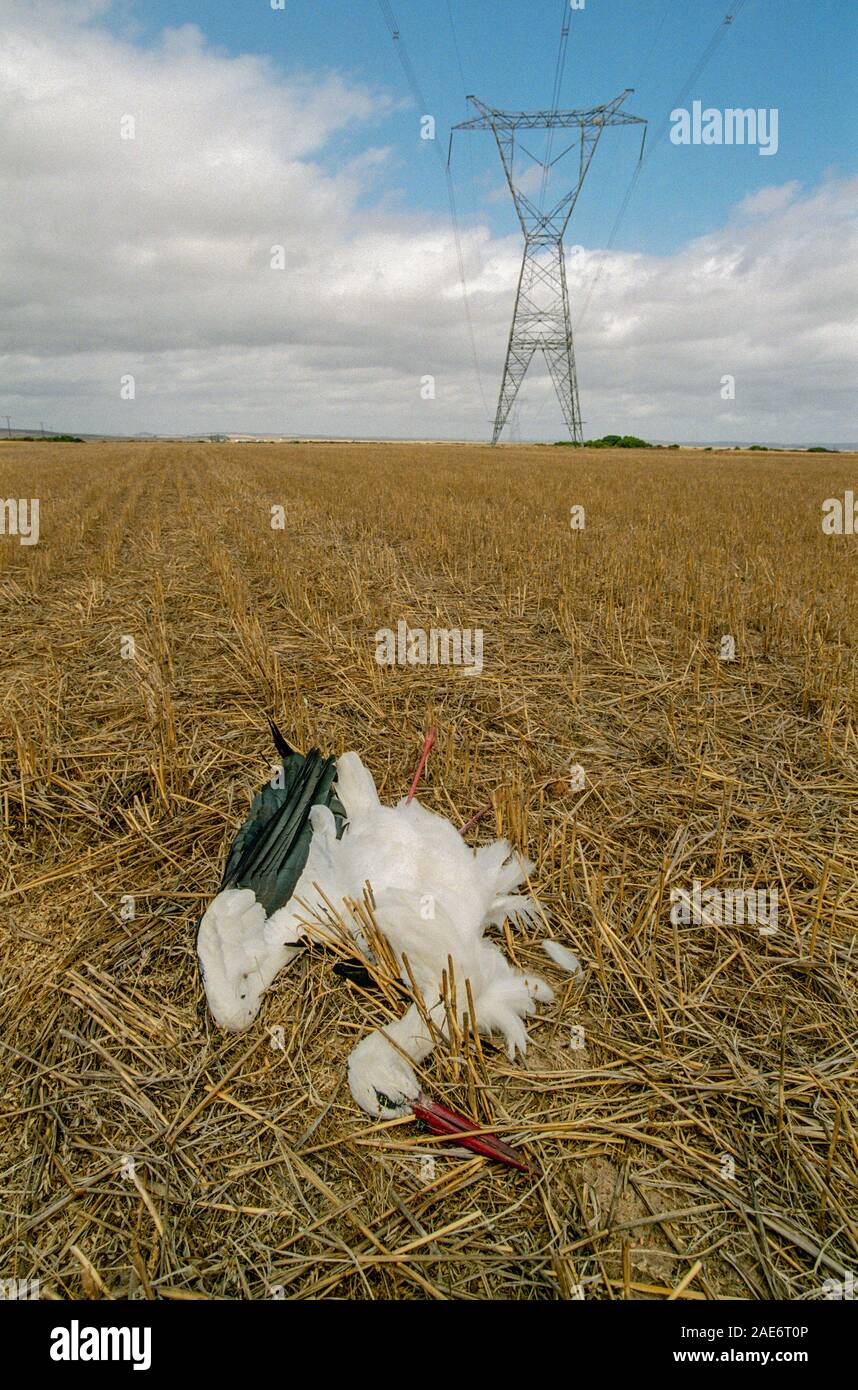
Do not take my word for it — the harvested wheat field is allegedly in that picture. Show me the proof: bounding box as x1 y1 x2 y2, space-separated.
1 439 856 1302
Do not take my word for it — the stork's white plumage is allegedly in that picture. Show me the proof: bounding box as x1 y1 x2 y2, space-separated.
198 728 570 1134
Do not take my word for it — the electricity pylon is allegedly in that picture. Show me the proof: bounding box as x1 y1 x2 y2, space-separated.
450 91 646 444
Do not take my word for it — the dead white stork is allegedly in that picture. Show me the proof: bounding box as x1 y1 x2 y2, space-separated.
197 724 569 1167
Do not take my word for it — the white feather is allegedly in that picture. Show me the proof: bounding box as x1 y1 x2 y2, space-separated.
542 940 583 975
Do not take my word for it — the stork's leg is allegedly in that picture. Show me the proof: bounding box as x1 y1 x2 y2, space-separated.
405 728 437 804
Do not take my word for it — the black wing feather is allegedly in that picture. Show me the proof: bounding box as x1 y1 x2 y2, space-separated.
220 736 346 917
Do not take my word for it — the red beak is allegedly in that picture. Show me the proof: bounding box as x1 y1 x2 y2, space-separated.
411 1092 533 1174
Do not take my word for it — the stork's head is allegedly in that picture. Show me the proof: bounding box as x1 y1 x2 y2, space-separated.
347 1022 535 1173
346 1028 422 1117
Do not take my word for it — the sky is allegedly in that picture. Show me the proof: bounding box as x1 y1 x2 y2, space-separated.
2 0 857 444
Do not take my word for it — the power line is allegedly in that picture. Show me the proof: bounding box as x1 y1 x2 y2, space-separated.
444 0 468 94
445 166 491 418
538 0 572 212
377 0 430 114
376 0 490 418
445 0 481 239
577 2 750 330
633 0 677 91
443 0 492 421
547 0 572 111
529 3 751 432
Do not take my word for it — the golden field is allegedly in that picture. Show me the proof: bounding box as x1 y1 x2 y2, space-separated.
0 439 856 1301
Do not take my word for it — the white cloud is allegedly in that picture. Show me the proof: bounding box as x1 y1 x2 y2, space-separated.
738 180 801 217
561 176 858 442
1 2 856 443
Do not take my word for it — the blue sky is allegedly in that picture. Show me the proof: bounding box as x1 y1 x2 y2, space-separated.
105 0 858 256
3 0 857 442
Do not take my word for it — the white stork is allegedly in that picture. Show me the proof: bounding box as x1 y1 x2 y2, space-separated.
197 725 569 1166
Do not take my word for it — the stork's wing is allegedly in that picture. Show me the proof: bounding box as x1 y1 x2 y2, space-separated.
221 727 346 916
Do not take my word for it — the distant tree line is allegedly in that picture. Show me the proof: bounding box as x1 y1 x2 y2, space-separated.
553 436 839 452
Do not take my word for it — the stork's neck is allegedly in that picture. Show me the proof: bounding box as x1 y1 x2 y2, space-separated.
380 1001 446 1064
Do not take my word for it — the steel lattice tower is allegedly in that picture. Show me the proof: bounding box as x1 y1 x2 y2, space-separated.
451 91 646 444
